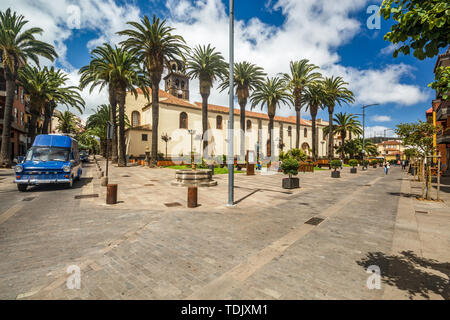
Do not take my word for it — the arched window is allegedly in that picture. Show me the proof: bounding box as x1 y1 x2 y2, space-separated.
131 111 140 127
175 79 179 87
287 126 292 137
302 142 310 154
216 115 223 129
179 112 188 129
246 119 252 130
304 128 308 138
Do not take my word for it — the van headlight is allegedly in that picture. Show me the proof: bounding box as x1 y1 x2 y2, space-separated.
63 165 71 172
14 165 23 173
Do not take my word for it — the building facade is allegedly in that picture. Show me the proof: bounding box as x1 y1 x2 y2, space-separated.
377 140 405 161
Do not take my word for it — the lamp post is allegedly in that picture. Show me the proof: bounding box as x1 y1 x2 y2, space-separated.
355 104 379 163
320 140 325 158
188 129 195 170
227 0 235 206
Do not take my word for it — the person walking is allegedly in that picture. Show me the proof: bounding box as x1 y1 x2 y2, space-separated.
384 160 390 175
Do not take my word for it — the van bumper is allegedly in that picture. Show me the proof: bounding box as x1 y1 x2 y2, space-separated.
15 178 71 185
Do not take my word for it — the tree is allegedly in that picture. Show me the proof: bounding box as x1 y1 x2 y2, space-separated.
380 0 449 60
186 44 228 155
55 110 77 134
281 59 321 149
219 61 266 160
250 77 291 159
336 138 377 159
76 129 99 155
323 112 362 159
322 76 355 160
0 8 57 167
161 133 171 159
17 65 84 144
429 65 450 100
118 15 188 166
303 80 328 161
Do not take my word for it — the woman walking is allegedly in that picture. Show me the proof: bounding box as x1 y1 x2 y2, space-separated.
384 160 390 175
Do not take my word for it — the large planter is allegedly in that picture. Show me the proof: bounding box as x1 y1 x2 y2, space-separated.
362 166 367 171
350 168 357 174
331 170 341 178
282 177 299 189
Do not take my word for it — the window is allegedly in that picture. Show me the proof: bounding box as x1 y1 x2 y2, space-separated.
14 108 18 122
15 85 19 100
216 115 223 129
247 119 252 130
181 81 185 89
288 126 292 137
304 128 308 138
20 88 24 104
179 112 188 129
131 111 140 127
142 134 148 141
20 112 24 125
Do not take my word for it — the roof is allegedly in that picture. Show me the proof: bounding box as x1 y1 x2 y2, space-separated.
378 140 401 146
131 87 320 127
32 134 74 148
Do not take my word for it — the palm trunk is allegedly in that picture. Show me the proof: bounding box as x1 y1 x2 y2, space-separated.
295 106 301 149
341 133 346 160
310 106 318 161
117 88 127 167
150 79 160 166
42 105 52 134
239 98 247 161
328 109 334 160
201 93 209 156
28 112 39 146
0 74 15 167
268 114 274 159
108 86 118 163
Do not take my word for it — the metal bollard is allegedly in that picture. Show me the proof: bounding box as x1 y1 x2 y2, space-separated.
187 186 198 208
106 184 118 204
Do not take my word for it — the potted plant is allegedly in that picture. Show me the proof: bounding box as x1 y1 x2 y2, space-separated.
331 160 341 178
361 160 369 170
349 159 358 174
378 158 384 167
281 158 300 189
371 160 377 168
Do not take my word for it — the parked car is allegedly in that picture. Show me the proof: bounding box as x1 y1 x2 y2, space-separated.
80 150 89 162
14 134 82 192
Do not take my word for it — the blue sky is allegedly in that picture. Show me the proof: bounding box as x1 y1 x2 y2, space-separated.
2 0 442 137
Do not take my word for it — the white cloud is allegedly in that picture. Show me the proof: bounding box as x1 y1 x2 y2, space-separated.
371 115 392 122
364 125 397 138
379 43 397 56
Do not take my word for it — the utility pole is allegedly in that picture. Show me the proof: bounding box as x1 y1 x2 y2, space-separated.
227 0 235 206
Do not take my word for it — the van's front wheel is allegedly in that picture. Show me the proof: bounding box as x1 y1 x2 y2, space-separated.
17 184 27 192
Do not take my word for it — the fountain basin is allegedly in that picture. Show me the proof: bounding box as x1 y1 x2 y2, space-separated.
171 169 217 187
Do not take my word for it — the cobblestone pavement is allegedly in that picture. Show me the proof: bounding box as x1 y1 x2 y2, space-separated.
0 163 448 300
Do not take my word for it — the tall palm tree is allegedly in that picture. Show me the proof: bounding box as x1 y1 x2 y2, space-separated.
250 77 291 158
322 76 355 160
323 112 362 159
17 65 84 144
303 80 327 161
219 61 266 160
118 15 187 166
0 8 57 167
80 44 120 163
186 44 228 155
55 110 77 134
281 59 321 149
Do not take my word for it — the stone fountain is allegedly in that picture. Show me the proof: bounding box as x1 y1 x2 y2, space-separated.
171 169 217 187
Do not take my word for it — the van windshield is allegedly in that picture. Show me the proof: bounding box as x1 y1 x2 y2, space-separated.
25 147 70 162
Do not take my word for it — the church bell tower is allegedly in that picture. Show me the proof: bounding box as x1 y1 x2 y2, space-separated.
164 61 189 100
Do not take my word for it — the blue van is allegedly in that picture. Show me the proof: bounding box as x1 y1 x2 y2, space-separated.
14 134 82 191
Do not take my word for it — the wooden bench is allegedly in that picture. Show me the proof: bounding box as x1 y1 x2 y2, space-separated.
157 160 186 166
315 159 331 169
298 162 314 173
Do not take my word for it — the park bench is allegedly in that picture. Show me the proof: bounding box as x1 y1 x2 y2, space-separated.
315 159 331 169
298 162 314 173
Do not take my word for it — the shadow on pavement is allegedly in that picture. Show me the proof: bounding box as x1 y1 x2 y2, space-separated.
26 177 93 192
356 251 450 300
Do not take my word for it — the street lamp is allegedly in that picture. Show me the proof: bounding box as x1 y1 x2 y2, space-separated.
227 0 235 206
187 129 196 170
320 140 325 158
355 103 380 163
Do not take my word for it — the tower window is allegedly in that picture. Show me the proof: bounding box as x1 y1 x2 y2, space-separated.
304 128 308 138
180 112 188 129
216 115 223 129
131 111 140 127
288 126 292 137
175 79 179 87
246 119 252 130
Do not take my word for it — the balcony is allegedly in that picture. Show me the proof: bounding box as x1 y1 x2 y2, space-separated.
437 126 450 144
436 100 450 121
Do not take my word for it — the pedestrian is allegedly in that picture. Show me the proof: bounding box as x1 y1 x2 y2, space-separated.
401 160 406 170
340 159 343 169
384 160 390 175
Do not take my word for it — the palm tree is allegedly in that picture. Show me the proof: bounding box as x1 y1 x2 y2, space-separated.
79 44 120 162
281 60 321 149
186 44 228 155
323 112 362 159
303 80 328 161
17 65 84 144
0 8 57 167
55 110 77 134
322 76 355 160
86 104 112 157
161 133 171 159
250 77 291 158
118 15 188 166
219 61 266 160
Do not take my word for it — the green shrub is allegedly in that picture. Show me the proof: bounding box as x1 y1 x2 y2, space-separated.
377 158 384 164
362 160 369 167
331 159 341 170
349 159 358 167
281 158 300 178
290 148 307 162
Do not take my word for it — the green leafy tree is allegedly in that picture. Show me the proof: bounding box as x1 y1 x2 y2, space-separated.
186 44 228 153
250 77 291 158
118 15 188 166
303 80 328 161
0 8 57 167
281 59 321 149
322 76 355 160
429 65 450 100
281 158 300 179
219 61 266 159
380 0 449 60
